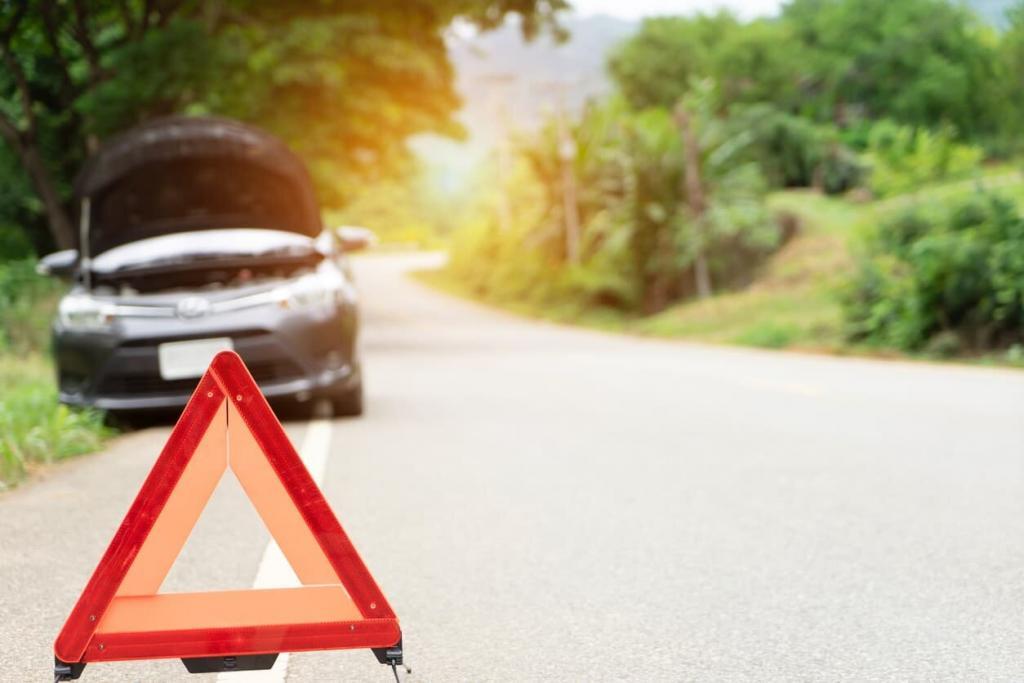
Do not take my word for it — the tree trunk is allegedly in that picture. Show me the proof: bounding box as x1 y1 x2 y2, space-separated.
644 226 675 314
0 9 76 253
675 105 712 299
0 120 76 250
22 143 76 250
692 249 711 300
557 111 581 264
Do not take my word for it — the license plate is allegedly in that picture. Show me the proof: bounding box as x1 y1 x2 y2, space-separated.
158 337 234 380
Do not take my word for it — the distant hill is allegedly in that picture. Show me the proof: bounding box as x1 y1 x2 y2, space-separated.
412 14 635 191
448 14 636 143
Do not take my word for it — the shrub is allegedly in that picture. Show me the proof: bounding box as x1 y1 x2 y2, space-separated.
0 356 111 489
733 104 864 195
819 143 865 196
0 259 63 354
865 120 984 197
843 191 1024 352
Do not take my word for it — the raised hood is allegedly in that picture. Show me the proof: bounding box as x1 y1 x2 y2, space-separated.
74 116 322 255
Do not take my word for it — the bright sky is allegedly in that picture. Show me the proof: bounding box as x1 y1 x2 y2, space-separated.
571 0 783 20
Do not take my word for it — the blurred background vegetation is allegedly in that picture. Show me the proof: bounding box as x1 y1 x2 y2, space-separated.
2 0 1024 483
432 0 1024 365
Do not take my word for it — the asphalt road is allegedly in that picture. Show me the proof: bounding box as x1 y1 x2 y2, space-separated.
3 252 1024 681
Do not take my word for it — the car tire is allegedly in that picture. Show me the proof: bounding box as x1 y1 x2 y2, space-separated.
331 380 364 418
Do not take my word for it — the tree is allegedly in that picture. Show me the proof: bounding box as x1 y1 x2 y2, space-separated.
607 13 805 114
608 1 1006 142
782 0 1002 135
0 0 567 253
996 1 1024 147
521 96 630 265
607 12 738 111
675 102 710 299
0 1 80 250
709 18 805 111
672 79 775 302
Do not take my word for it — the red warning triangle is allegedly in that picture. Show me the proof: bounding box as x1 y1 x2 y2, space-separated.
54 351 400 669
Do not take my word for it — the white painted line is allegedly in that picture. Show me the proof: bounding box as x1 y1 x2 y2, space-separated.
217 417 333 683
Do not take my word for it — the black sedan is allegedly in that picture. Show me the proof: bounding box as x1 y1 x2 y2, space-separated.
37 116 368 416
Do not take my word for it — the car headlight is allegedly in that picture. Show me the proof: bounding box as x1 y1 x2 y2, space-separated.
58 294 115 330
272 275 344 310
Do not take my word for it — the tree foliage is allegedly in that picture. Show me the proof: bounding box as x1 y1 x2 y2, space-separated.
449 85 781 314
0 0 567 252
610 0 1008 138
782 0 1002 135
863 120 984 197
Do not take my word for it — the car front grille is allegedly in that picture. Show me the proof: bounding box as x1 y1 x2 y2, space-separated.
95 359 303 396
119 328 267 348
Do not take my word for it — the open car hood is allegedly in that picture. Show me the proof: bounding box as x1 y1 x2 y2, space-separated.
74 116 321 256
90 228 320 275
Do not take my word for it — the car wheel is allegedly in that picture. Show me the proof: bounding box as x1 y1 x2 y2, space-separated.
331 380 364 418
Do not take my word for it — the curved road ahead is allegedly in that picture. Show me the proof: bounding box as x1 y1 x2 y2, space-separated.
3 252 1024 681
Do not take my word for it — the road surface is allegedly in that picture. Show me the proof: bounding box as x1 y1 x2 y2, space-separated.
2 252 1024 681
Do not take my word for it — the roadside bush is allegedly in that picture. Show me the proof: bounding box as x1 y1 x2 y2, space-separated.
819 143 865 196
865 120 984 197
446 219 558 305
0 356 111 489
0 259 63 354
842 191 1024 352
441 152 614 310
0 225 36 261
445 209 637 313
0 261 113 489
733 104 864 195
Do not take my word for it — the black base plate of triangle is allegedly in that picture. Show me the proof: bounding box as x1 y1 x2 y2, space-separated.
181 654 279 673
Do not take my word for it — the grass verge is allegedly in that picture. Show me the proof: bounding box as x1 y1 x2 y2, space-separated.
0 260 115 490
0 354 113 490
419 171 1024 368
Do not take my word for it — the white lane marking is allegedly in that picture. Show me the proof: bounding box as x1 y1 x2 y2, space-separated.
217 417 333 683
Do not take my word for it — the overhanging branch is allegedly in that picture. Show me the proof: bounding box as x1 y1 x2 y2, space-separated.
71 0 106 84
39 0 80 106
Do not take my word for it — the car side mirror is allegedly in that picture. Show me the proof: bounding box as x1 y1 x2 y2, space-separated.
36 249 79 280
335 226 377 252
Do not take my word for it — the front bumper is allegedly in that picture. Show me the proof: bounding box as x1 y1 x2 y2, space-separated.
55 302 358 412
60 364 359 411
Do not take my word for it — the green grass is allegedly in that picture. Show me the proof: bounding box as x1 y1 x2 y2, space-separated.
421 168 1024 367
0 259 115 490
629 189 861 351
414 267 636 332
872 164 1022 213
0 354 113 490
634 285 845 350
